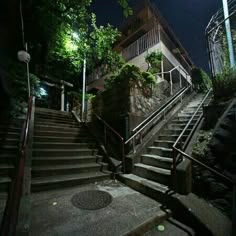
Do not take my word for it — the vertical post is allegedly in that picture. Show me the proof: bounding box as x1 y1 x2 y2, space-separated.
233 183 236 236
136 40 139 56
222 0 235 68
179 70 182 88
61 84 65 111
82 57 86 121
25 43 30 98
170 72 173 95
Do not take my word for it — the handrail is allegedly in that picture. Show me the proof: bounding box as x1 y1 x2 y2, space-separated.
125 86 191 149
173 89 213 153
132 87 186 133
156 65 192 86
1 96 33 235
92 112 126 172
172 91 236 236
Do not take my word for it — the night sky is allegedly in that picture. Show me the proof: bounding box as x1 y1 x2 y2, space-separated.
92 0 222 72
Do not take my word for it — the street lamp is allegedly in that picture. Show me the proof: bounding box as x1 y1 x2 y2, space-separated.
72 32 87 121
222 0 235 68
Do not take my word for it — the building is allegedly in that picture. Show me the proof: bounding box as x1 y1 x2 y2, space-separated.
87 0 194 92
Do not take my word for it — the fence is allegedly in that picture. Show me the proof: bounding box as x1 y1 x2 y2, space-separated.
206 0 236 77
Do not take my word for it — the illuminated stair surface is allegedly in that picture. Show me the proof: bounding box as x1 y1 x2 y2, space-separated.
31 108 110 192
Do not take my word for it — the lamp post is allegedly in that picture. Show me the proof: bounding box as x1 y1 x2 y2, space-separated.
72 32 87 121
222 0 235 68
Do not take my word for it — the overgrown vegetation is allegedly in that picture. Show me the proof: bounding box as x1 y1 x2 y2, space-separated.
213 68 236 101
104 64 156 89
191 67 212 92
145 51 163 74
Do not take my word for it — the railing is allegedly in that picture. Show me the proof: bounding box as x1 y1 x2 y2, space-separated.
156 65 192 95
172 91 236 236
85 112 126 172
172 89 213 172
1 96 34 235
125 86 191 153
122 26 160 61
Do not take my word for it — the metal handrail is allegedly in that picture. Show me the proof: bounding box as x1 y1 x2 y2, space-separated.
125 86 191 151
173 88 213 155
1 96 33 235
93 112 126 172
156 65 192 86
132 86 186 133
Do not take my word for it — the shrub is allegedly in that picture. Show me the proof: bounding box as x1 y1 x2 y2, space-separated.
191 67 212 92
142 72 156 85
145 51 163 74
213 68 236 101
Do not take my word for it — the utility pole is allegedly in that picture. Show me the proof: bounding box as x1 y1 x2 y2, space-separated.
222 0 235 68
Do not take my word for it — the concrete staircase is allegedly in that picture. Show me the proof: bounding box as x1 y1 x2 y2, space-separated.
0 120 23 222
121 93 205 194
31 108 111 192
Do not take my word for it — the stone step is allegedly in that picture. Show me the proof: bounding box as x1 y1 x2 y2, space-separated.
171 118 198 124
141 154 172 169
33 148 98 157
0 127 21 133
119 174 169 205
161 129 191 136
0 177 11 192
35 112 73 120
0 154 16 165
157 135 187 142
0 164 15 177
32 155 100 166
0 138 19 146
34 130 88 138
153 140 174 148
35 120 81 128
134 163 171 185
34 124 85 133
176 114 201 121
32 162 107 177
33 135 94 143
31 172 110 192
168 123 194 130
0 132 20 139
0 146 18 154
147 147 172 158
33 142 96 149
35 108 71 117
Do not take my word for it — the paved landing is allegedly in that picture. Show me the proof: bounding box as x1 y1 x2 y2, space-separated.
30 180 168 236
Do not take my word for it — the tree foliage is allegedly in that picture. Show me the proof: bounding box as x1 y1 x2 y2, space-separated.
26 0 132 83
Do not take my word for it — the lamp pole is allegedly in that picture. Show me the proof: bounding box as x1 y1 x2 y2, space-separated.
82 57 86 121
222 0 235 68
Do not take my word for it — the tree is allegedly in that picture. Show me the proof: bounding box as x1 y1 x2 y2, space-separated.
24 0 132 84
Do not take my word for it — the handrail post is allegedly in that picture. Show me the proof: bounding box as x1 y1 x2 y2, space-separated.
179 70 182 88
132 138 136 153
233 183 236 236
170 72 173 95
104 126 107 145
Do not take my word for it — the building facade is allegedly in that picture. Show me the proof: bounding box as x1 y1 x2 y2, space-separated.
87 0 193 92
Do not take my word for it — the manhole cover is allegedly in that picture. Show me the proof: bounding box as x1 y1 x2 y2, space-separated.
71 190 112 210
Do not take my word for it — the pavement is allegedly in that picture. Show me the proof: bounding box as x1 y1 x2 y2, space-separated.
30 180 171 236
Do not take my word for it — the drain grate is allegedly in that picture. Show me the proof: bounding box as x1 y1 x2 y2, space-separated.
71 190 112 210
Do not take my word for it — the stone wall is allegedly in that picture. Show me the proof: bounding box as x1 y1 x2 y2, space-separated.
91 78 181 138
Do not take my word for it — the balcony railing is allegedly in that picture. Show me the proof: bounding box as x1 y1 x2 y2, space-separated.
122 26 160 61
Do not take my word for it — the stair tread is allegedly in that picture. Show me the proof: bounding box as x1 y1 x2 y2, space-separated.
33 155 97 160
33 142 94 145
0 164 15 169
135 163 171 175
155 140 174 143
0 177 11 183
32 162 103 171
33 148 97 151
122 173 169 191
149 146 172 152
142 154 172 162
32 172 109 184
